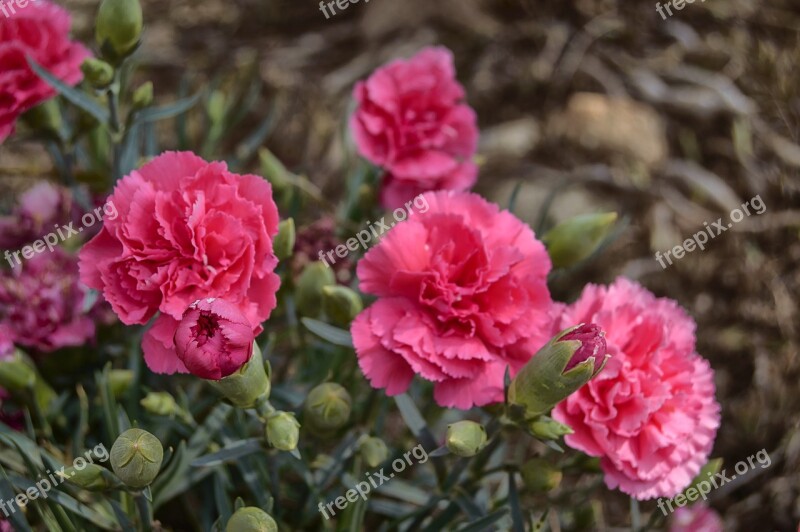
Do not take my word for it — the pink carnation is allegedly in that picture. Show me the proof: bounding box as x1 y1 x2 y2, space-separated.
669 504 723 532
0 181 82 249
351 191 555 409
552 278 720 500
0 250 95 352
0 1 90 143
351 47 479 209
79 152 281 374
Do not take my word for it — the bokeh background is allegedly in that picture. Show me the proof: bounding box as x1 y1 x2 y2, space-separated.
1 0 798 529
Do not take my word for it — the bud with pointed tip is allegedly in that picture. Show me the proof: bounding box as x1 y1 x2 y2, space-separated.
322 285 362 326
304 383 351 432
226 507 278 532
508 324 609 418
360 437 389 468
81 58 114 89
273 219 295 261
140 391 178 417
110 428 163 489
521 458 562 492
445 421 487 457
65 464 115 491
526 415 574 441
131 82 153 110
95 0 143 62
542 212 617 269
296 262 336 318
265 411 300 451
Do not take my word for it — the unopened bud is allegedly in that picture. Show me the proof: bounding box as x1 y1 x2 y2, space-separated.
273 218 295 261
80 58 114 89
207 90 227 125
226 507 278 532
265 412 300 452
95 0 143 61
0 358 35 391
360 437 389 468
296 262 336 318
304 383 351 432
65 464 114 491
445 421 487 457
542 212 617 269
108 369 134 398
207 342 271 409
140 391 178 417
131 82 153 109
322 285 363 326
508 324 608 418
22 99 62 134
110 428 163 489
527 415 574 441
521 458 562 492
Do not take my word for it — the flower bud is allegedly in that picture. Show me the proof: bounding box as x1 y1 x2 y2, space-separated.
0 357 35 391
80 58 114 89
207 342 271 409
108 369 134 398
265 412 300 451
95 0 143 61
360 437 389 468
207 90 227 126
521 458 562 492
322 285 363 326
140 391 178 417
296 261 336 318
225 507 278 532
110 428 163 489
508 323 608 418
273 218 295 261
542 212 617 269
303 383 351 432
22 99 62 134
131 81 153 110
65 464 114 491
445 421 487 457
526 415 574 441
174 298 255 381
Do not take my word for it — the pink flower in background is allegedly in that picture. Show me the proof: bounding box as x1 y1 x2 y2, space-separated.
351 47 479 209
0 181 81 249
670 504 723 532
174 298 255 380
79 151 281 374
552 278 720 500
0 1 90 143
351 191 555 409
0 250 95 352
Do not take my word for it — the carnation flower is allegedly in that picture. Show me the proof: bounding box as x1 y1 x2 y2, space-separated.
0 250 95 352
351 47 479 209
0 1 90 143
174 298 255 380
670 504 723 532
351 191 555 409
79 151 281 374
552 278 720 500
0 181 81 250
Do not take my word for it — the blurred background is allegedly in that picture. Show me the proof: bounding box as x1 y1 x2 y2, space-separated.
1 0 798 529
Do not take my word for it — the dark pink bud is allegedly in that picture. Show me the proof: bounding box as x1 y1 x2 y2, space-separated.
562 323 606 373
174 298 255 380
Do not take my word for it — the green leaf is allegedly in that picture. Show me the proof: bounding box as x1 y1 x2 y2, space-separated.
135 91 203 124
26 56 109 124
191 438 263 468
508 471 525 532
457 508 510 532
0 466 33 532
302 318 354 347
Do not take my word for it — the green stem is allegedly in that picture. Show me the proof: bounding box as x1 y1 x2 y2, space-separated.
134 492 152 532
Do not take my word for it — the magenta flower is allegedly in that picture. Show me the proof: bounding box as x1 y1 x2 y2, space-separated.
0 250 95 352
351 191 556 409
174 298 255 380
562 323 606 373
0 1 90 142
552 278 720 500
670 504 723 532
0 182 81 250
351 47 479 209
79 152 281 375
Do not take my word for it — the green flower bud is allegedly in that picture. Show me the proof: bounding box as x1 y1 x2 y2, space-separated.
445 421 487 457
273 218 295 261
520 458 562 493
140 391 178 417
508 324 609 419
296 262 336 318
265 411 300 451
526 415 574 441
208 342 271 408
108 369 134 398
359 437 389 468
304 383 351 432
22 99 62 134
95 0 143 61
258 148 292 200
65 464 114 491
542 212 617 269
80 58 114 89
207 90 227 125
110 428 163 488
322 285 363 326
0 357 35 391
131 82 153 110
226 507 278 532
